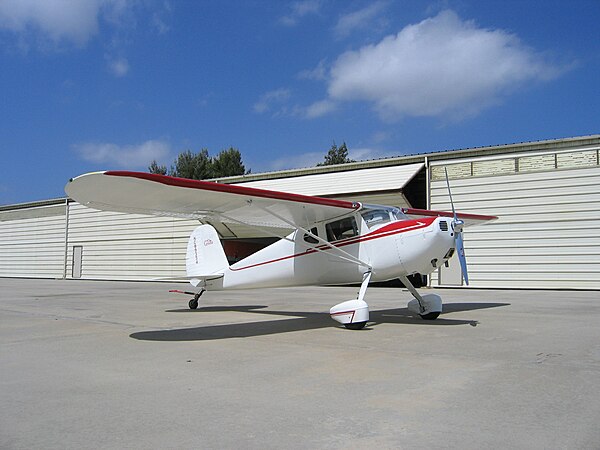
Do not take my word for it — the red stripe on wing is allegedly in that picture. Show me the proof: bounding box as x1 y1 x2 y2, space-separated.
105 171 360 210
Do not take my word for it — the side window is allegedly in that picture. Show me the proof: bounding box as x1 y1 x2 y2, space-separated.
326 217 358 242
303 227 319 244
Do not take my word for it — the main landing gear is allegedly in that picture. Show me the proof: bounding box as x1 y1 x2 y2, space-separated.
329 272 443 330
330 272 371 330
399 274 443 320
169 288 205 310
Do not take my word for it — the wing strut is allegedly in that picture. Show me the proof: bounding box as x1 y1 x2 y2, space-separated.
252 203 371 269
217 210 369 268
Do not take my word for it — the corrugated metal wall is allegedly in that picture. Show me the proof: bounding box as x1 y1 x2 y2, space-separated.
1 138 598 289
0 203 66 278
430 147 600 289
237 163 423 196
65 203 199 280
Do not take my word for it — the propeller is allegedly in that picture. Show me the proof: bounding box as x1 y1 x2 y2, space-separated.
444 168 469 285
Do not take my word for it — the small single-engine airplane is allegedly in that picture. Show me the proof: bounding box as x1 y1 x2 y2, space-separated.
65 170 496 330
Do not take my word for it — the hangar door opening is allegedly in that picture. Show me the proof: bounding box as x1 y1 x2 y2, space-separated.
430 146 600 289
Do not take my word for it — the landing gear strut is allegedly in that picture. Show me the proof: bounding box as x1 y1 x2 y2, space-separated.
399 274 442 320
168 288 205 310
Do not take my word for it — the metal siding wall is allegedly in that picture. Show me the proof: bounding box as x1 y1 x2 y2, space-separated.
236 163 423 196
430 160 600 289
0 204 66 278
66 203 199 280
333 192 410 208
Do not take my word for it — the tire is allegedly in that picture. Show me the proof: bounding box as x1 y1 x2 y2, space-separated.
189 299 199 310
344 321 367 330
419 312 440 320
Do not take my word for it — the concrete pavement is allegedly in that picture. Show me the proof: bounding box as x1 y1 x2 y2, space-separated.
1 278 599 449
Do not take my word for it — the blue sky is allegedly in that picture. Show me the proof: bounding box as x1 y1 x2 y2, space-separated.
1 0 599 205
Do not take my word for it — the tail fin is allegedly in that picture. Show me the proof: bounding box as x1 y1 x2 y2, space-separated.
186 225 229 277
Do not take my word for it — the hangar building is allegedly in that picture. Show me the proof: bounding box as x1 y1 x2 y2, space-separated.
1 134 599 290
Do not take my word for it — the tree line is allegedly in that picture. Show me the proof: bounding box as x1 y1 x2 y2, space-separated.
149 147 246 179
149 142 354 180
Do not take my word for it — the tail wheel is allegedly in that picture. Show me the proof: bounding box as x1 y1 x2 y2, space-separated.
188 290 204 310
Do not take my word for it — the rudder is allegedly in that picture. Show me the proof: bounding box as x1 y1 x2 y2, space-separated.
186 225 229 277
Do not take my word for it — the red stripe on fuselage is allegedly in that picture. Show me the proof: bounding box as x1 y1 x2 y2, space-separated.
229 218 436 272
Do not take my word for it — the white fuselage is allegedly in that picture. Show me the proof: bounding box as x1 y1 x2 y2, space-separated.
203 214 455 290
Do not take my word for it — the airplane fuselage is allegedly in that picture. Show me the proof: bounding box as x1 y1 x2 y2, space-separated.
204 214 455 290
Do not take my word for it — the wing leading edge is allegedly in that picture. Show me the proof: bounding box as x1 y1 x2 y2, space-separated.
65 171 360 229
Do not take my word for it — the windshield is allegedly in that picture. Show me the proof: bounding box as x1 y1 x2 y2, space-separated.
361 204 407 229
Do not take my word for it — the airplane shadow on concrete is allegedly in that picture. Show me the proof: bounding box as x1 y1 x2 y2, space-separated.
129 302 510 342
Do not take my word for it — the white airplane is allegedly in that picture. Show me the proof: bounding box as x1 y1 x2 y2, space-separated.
66 170 497 330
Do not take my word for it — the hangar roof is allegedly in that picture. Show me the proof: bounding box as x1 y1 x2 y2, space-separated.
233 163 424 196
219 134 600 185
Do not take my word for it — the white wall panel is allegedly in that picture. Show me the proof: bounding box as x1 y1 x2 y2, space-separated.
236 163 423 196
430 159 600 289
66 203 199 280
0 204 66 278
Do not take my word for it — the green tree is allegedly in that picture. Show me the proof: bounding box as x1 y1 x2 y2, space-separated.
148 160 167 175
317 141 355 166
149 147 247 180
171 149 212 179
212 147 246 177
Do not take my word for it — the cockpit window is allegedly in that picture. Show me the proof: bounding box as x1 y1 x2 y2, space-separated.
326 217 358 242
361 209 392 229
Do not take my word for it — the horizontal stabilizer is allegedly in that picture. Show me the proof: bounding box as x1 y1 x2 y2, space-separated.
152 274 224 283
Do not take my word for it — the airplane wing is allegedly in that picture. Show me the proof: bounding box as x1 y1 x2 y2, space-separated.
401 208 497 227
65 171 361 229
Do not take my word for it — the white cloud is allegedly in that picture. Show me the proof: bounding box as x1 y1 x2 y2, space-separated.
0 0 107 47
267 151 324 171
279 0 321 26
264 146 397 171
152 12 170 35
297 58 327 80
74 139 172 168
0 0 169 52
107 56 129 77
348 147 398 161
304 99 336 118
334 1 388 39
317 10 566 121
253 88 291 114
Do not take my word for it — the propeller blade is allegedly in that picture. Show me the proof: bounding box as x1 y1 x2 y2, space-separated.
444 168 457 219
456 232 469 285
445 167 469 286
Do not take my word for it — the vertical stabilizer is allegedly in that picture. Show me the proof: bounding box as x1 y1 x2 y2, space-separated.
186 225 229 276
